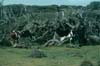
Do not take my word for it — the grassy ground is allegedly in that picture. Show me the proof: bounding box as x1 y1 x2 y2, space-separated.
0 45 100 66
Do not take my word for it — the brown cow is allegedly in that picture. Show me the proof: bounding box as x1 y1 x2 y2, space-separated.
10 30 33 48
10 30 20 46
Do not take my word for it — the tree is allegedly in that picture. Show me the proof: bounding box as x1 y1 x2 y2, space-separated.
87 1 100 10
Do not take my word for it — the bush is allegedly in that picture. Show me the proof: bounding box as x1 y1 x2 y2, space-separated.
0 39 11 47
97 60 100 66
80 60 94 66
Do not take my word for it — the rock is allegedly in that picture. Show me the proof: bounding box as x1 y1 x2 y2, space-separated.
30 49 47 58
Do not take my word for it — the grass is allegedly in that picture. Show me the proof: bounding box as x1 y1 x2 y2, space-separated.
0 45 100 66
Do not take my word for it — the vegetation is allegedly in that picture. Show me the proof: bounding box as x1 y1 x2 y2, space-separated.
0 1 100 46
80 60 94 66
0 1 100 66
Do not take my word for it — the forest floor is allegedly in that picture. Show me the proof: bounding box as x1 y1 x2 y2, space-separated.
0 45 100 66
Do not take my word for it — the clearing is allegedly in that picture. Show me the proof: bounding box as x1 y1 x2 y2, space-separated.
0 45 100 66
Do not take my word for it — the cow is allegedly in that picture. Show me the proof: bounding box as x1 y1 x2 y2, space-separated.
10 30 20 45
10 30 33 48
60 29 73 43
